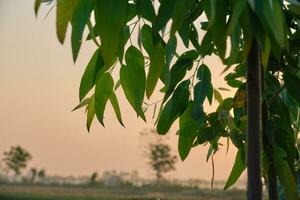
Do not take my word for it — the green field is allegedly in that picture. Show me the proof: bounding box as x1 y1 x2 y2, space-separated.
0 185 246 200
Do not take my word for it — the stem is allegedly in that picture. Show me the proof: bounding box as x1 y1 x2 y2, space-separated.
246 38 262 200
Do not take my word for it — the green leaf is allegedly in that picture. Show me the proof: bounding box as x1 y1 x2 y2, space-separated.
254 0 286 47
157 80 190 135
179 101 202 161
120 46 146 121
285 73 300 106
197 64 211 82
34 0 41 16
109 92 124 126
171 0 195 37
193 83 209 118
95 0 128 67
203 0 227 58
160 37 177 87
206 142 217 162
95 73 114 126
239 6 253 61
192 64 211 117
118 25 130 62
56 0 78 44
135 0 155 22
224 148 246 190
200 31 214 57
164 50 197 102
273 146 299 200
202 0 216 27
226 25 241 65
190 1 203 21
178 21 191 48
71 0 94 62
165 37 177 69
226 0 247 35
190 23 201 51
207 83 213 105
196 127 219 145
213 89 223 103
86 95 95 132
140 24 153 55
288 4 300 15
154 0 176 33
146 43 165 98
72 98 90 112
79 49 105 101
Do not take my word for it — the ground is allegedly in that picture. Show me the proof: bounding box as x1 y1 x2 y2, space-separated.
0 184 246 200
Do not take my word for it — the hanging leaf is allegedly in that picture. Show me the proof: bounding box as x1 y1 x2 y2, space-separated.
171 0 195 37
146 43 165 98
285 73 300 106
214 89 223 103
254 0 287 47
71 0 95 62
86 95 95 132
56 0 78 44
153 0 176 33
224 148 246 190
164 50 198 102
109 92 124 126
273 146 299 200
34 0 42 16
190 23 201 51
71 0 94 62
72 98 90 112
226 0 247 35
118 25 130 63
140 24 153 55
95 73 114 126
120 46 146 120
157 80 190 135
135 0 155 22
79 48 105 101
179 101 203 161
95 0 128 67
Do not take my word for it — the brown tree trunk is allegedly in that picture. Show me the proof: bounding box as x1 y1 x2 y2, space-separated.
246 38 262 200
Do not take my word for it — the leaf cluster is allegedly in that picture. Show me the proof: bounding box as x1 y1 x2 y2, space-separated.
36 0 300 198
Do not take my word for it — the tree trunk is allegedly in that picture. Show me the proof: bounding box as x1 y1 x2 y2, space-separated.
246 38 262 200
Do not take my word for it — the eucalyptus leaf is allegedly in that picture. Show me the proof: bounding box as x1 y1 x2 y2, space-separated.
95 73 114 126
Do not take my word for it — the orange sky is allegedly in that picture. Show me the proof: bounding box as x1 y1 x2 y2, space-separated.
0 0 242 181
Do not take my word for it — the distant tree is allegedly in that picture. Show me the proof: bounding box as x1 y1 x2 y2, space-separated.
148 143 177 184
29 167 37 183
37 169 46 180
89 171 98 185
2 146 32 176
141 129 177 184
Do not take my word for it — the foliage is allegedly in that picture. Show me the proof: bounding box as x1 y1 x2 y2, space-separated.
36 0 300 199
2 146 32 176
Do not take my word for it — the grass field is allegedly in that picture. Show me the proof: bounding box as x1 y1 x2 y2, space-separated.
0 184 246 200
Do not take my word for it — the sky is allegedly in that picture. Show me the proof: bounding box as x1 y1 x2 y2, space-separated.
0 0 242 181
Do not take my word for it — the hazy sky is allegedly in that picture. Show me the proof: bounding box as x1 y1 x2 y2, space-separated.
0 0 241 181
